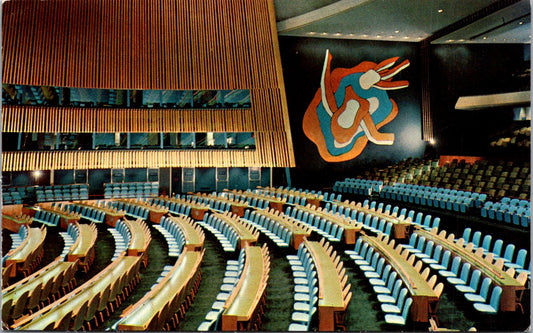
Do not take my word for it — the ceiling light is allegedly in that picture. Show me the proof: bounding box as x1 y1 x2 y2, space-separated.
348 33 355 36
446 39 454 43
403 36 410 39
361 34 368 37
438 9 444 13
376 35 382 38
483 36 487 40
308 31 316 35
519 21 524 25
334 32 342 36
321 32 328 35
33 170 42 179
395 30 400 34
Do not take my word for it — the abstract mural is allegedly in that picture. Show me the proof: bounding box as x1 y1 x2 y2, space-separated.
303 50 410 162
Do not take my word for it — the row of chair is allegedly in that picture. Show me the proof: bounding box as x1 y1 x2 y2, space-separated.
286 205 345 242
32 209 61 227
244 209 291 248
481 199 530 228
108 220 132 261
106 201 150 220
254 187 308 206
256 186 342 203
286 243 319 331
2 191 23 205
7 225 29 255
60 203 106 223
151 197 192 216
2 259 78 326
59 223 80 259
197 213 239 252
333 178 384 196
460 228 530 275
104 182 159 199
154 217 186 257
346 236 438 325
198 249 247 331
219 191 270 210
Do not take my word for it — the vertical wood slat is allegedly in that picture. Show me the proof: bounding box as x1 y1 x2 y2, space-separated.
3 0 296 170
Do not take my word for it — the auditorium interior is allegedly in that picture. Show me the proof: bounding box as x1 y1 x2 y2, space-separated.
1 0 531 331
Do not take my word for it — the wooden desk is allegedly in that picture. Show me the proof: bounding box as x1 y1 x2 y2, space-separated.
2 214 31 233
67 223 97 272
169 216 205 251
17 255 140 330
305 240 346 331
214 212 259 249
254 209 311 250
297 205 361 245
230 203 248 217
118 250 204 331
416 229 524 312
73 200 125 227
191 206 209 220
222 246 269 331
116 198 168 223
336 201 411 240
5 227 46 277
2 260 75 310
362 235 438 322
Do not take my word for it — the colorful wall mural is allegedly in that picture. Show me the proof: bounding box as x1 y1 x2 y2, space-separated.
303 50 410 162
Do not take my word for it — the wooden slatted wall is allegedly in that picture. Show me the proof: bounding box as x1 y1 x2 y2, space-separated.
2 0 295 171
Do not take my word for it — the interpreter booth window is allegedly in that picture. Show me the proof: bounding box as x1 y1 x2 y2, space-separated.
58 133 92 150
93 133 127 150
18 133 56 151
130 133 160 149
179 133 196 148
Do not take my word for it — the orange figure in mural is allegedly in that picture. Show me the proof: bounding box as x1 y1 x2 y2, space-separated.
303 50 410 162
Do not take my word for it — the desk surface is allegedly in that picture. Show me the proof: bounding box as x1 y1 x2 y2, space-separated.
224 246 266 318
336 201 407 225
416 229 521 287
71 224 97 256
125 219 149 252
19 255 139 330
362 235 437 297
215 213 258 243
175 217 204 249
118 251 202 329
299 206 360 231
7 227 43 261
305 240 345 308
256 210 311 236
2 260 74 306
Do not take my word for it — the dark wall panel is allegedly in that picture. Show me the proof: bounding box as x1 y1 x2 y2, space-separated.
88 169 111 194
54 169 74 185
430 43 529 156
279 36 425 187
229 168 249 190
195 168 216 192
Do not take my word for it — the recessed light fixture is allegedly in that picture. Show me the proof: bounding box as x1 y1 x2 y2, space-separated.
438 9 444 13
376 35 382 38
446 39 454 43
483 36 487 40
348 33 355 36
519 21 524 25
361 34 368 38
334 32 342 36
403 36 410 39
395 30 400 33
308 31 316 35
321 32 328 35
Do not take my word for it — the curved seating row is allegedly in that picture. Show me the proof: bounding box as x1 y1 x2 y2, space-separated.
3 225 47 279
64 222 98 273
154 216 187 257
481 197 530 228
104 182 158 199
61 203 106 223
32 209 61 227
2 259 78 325
285 205 351 243
198 249 248 331
109 220 132 261
256 185 341 204
116 249 204 331
288 238 351 331
412 228 527 313
459 228 530 276
36 184 89 202
244 209 292 248
105 200 150 220
333 178 384 196
13 253 142 331
152 196 193 217
350 234 442 324
59 223 80 259
220 190 272 210
220 244 270 331
197 213 240 252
